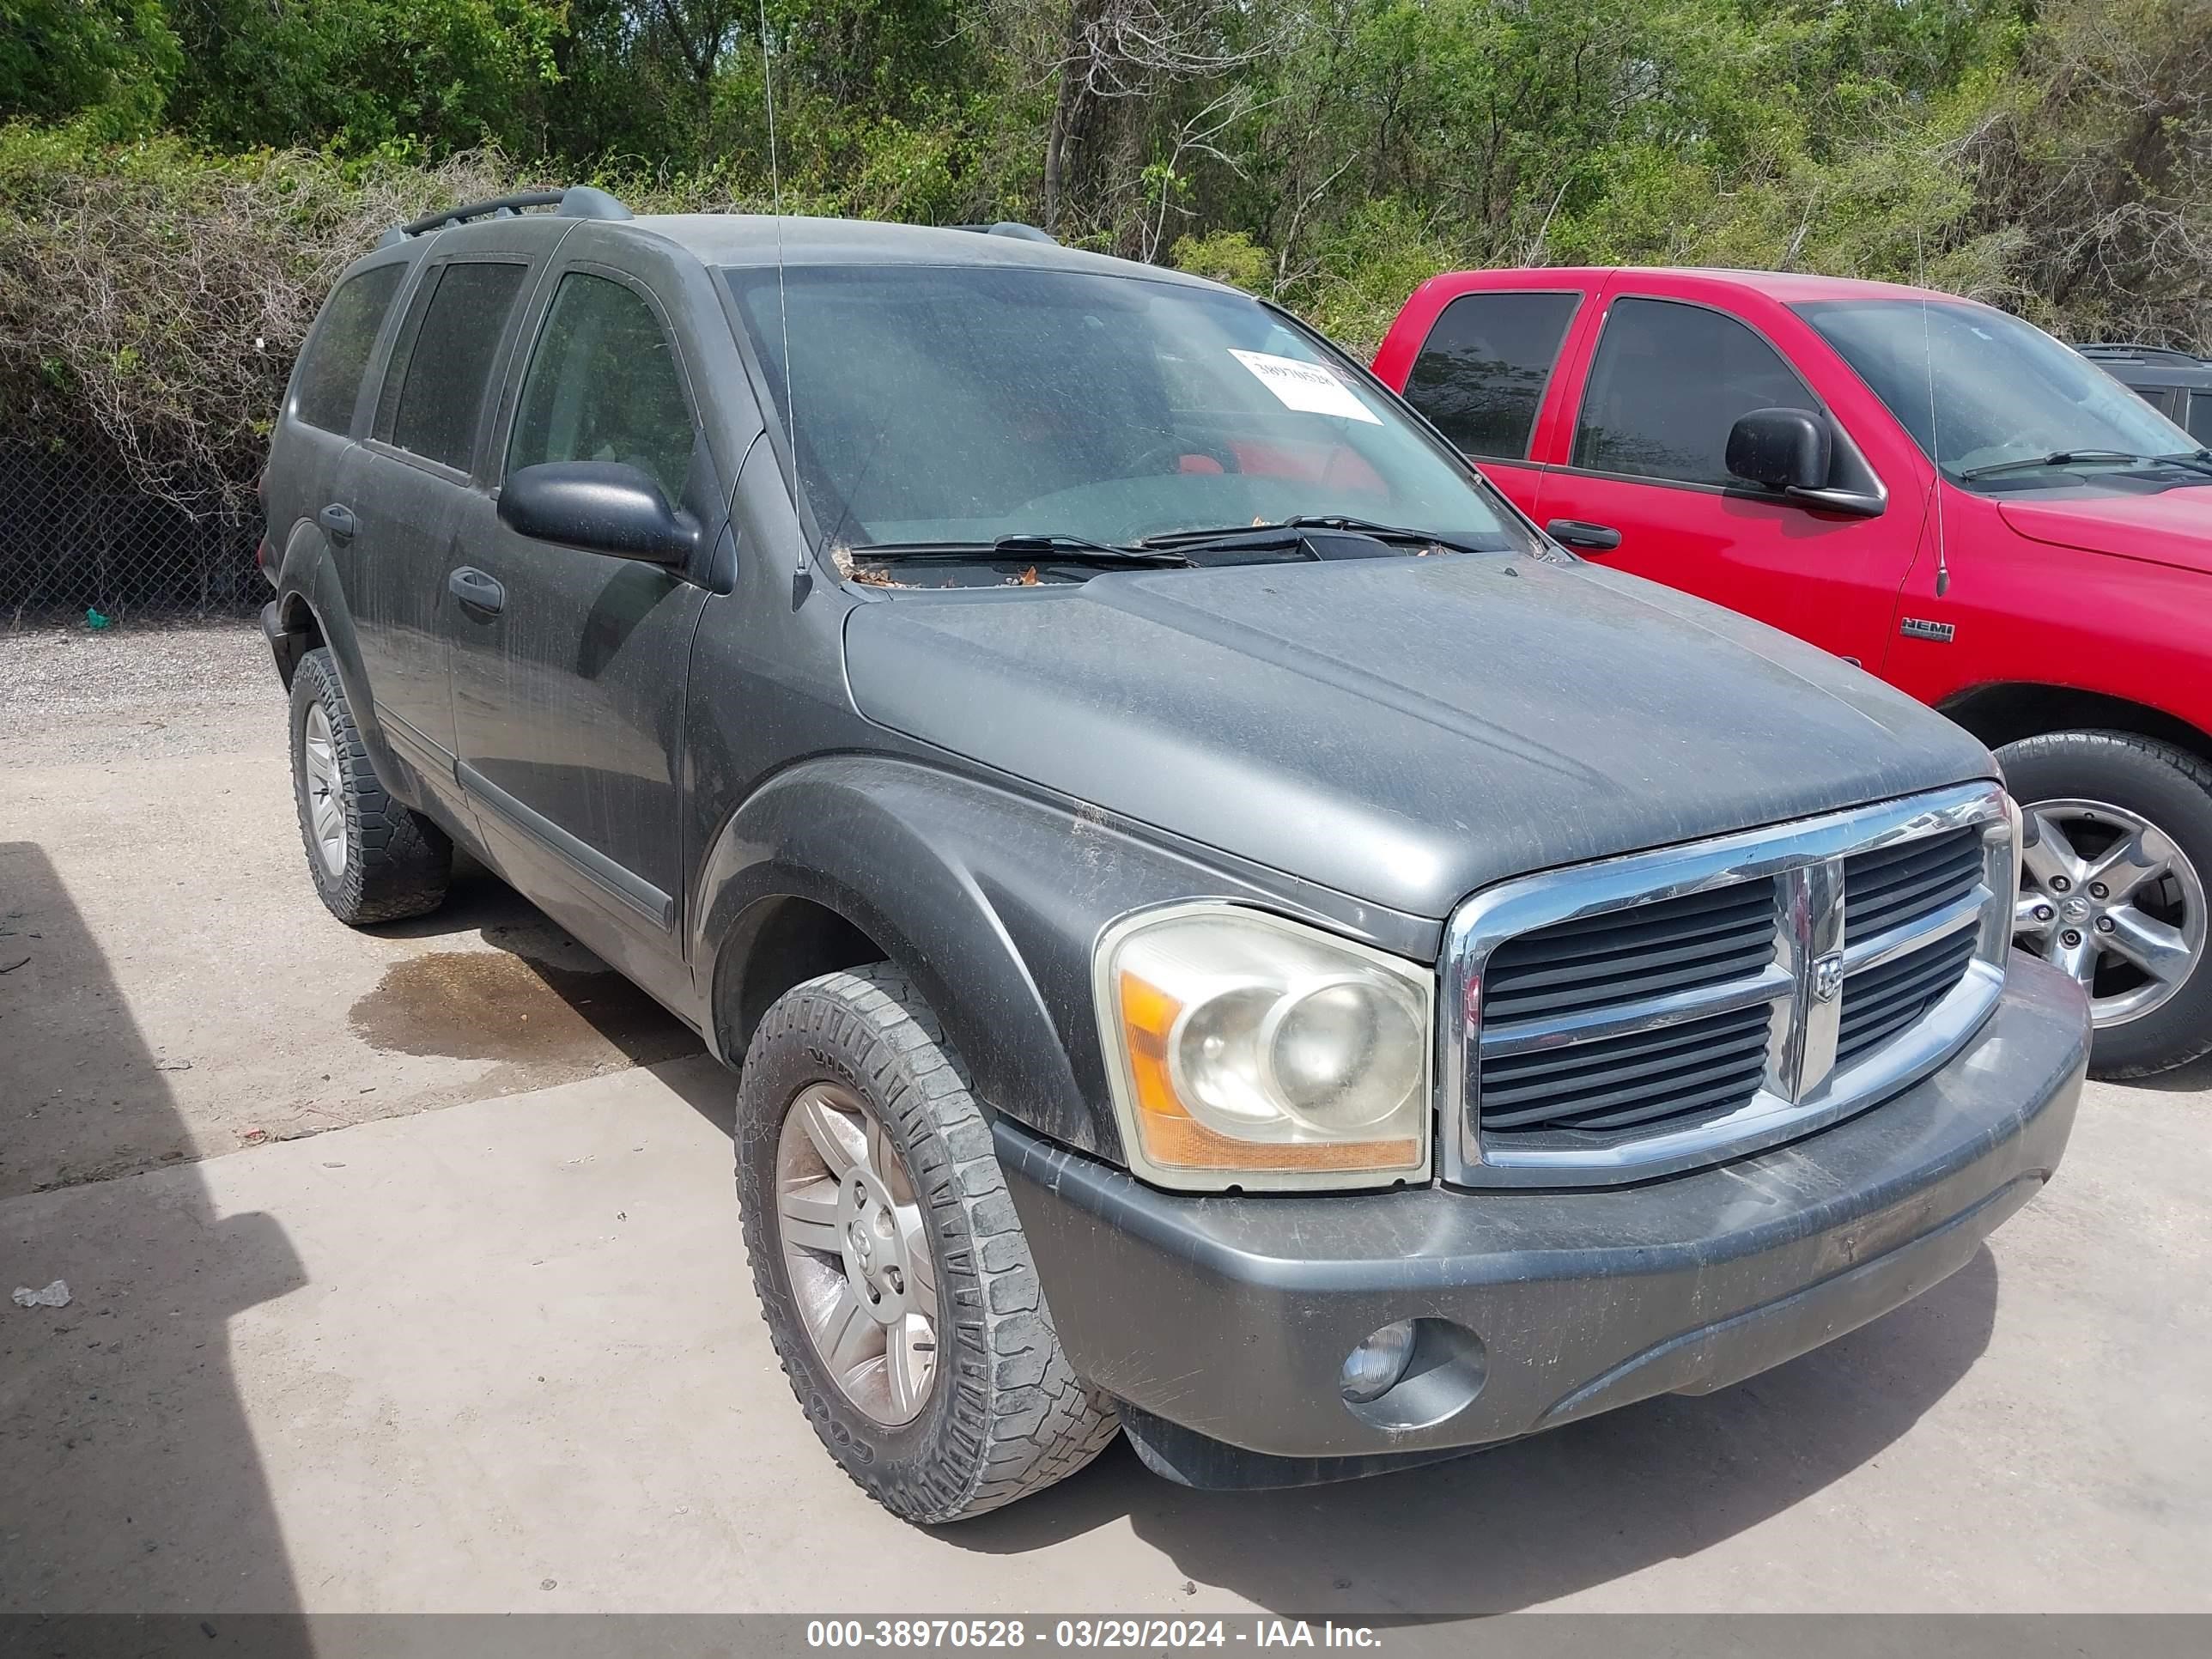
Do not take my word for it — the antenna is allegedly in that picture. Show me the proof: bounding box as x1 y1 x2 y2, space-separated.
760 0 808 605
1917 230 1952 599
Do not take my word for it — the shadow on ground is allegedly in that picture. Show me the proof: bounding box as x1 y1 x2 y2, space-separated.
0 842 307 1629
941 1247 2001 1614
2132 1049 2212 1094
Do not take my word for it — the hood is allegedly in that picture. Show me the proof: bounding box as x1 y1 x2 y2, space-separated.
1996 488 2212 577
842 555 1996 921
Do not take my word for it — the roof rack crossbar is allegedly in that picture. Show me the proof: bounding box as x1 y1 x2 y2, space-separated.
2077 342 2204 364
386 185 634 244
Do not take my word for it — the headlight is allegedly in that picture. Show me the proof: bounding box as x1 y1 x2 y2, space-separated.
1095 904 1432 1191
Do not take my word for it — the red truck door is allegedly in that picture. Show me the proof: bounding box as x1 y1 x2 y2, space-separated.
1382 278 1594 523
1526 285 1920 668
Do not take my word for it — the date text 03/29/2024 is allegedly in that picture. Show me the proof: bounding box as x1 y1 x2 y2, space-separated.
805 1620 1384 1650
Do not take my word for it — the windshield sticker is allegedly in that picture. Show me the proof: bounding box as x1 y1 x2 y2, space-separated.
1228 350 1382 423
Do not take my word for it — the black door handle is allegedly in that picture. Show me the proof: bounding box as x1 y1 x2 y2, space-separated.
1546 518 1623 552
447 567 506 617
318 503 356 541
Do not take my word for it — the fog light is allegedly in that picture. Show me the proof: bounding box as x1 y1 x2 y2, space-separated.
1340 1319 1419 1404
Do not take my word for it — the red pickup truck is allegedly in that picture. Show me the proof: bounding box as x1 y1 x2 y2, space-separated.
1375 267 2212 1076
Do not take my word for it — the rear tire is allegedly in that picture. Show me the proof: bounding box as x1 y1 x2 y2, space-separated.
1998 729 2212 1078
736 964 1120 1523
288 647 452 927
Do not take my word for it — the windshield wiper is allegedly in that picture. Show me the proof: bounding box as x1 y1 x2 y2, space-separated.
1139 514 1498 553
1283 514 1509 551
854 534 1186 567
2155 449 2212 478
1961 449 2168 481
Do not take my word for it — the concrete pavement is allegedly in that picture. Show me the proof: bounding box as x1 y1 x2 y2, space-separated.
0 623 694 1200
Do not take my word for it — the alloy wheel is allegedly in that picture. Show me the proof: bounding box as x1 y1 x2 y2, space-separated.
301 702 347 878
774 1081 940 1426
2013 797 2206 1026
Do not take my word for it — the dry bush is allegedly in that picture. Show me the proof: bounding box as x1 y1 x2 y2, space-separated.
1960 0 2212 350
0 134 539 513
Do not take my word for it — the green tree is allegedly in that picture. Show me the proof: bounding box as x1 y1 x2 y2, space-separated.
1 0 180 132
165 0 566 155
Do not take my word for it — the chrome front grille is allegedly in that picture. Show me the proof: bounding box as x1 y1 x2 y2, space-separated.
1477 887 1778 1133
1480 1001 1773 1133
1440 784 2015 1187
1480 883 1779 1024
1844 828 1984 941
1836 929 1980 1069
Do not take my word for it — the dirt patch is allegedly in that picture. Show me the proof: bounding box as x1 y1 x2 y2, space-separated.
349 950 698 1080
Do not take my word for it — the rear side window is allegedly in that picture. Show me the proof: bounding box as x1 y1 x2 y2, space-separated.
1573 297 1813 486
2188 392 2212 446
383 261 529 470
1403 291 1579 459
293 266 404 434
507 273 695 499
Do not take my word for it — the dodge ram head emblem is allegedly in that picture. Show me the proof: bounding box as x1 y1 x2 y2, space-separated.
1814 952 1845 1003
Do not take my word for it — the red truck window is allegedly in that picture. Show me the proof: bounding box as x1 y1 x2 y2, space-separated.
1574 297 1812 487
1402 291 1579 460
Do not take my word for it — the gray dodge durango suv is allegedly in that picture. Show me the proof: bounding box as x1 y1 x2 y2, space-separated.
258 187 2090 1523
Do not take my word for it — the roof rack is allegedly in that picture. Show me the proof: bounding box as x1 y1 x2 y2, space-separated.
379 185 633 247
2076 342 2205 365
950 222 1058 245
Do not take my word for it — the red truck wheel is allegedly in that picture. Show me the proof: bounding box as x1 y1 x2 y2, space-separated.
2000 730 2212 1078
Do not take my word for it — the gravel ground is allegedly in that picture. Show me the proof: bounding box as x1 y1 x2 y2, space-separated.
0 618 272 764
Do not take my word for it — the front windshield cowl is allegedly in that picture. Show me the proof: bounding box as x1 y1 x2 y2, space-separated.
1796 297 2203 493
726 261 1536 566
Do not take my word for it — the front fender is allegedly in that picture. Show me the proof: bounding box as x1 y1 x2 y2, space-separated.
692 756 1363 1160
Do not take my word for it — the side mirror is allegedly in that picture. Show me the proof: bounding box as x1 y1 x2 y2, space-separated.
1726 408 1832 494
497 461 697 565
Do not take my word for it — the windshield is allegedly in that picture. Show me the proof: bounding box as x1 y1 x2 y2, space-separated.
1796 298 2201 487
726 264 1528 553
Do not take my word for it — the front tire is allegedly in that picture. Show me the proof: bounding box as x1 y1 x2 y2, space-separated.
288 647 452 926
1999 730 2212 1077
736 965 1119 1522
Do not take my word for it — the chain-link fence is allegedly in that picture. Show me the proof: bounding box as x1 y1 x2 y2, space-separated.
1 447 261 626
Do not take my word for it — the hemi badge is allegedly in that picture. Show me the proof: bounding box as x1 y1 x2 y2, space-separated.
1900 617 1956 643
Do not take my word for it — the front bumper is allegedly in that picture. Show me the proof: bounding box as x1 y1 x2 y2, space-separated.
999 957 2087 1486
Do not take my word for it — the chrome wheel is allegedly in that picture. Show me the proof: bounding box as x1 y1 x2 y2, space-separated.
775 1082 939 1427
2014 798 2207 1026
301 702 347 878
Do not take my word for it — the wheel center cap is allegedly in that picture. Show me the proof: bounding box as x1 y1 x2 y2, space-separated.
835 1168 906 1316
2061 895 2093 922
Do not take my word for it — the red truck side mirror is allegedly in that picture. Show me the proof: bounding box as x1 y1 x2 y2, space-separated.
1727 407 1832 493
